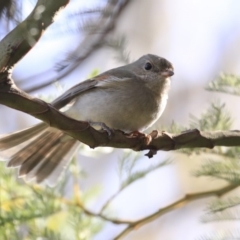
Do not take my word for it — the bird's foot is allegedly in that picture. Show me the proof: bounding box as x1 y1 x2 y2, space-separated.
125 130 146 138
89 121 114 137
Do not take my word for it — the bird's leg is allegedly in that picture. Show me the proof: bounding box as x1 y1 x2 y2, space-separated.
89 121 114 137
126 130 160 158
125 130 146 138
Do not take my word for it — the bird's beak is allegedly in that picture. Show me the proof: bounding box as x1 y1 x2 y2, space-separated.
161 68 174 77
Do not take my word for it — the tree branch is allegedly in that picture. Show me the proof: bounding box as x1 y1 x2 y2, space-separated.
0 0 70 72
43 182 239 239
114 184 239 240
0 86 240 152
1 1 240 239
0 0 240 154
19 0 132 93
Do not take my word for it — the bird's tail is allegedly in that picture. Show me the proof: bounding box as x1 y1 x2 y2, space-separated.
0 123 79 186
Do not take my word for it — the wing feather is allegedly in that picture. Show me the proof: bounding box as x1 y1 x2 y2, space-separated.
51 69 135 109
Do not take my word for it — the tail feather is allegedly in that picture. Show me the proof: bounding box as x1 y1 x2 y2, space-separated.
0 123 80 186
44 141 79 186
0 123 47 151
18 131 63 177
7 130 51 167
35 139 78 183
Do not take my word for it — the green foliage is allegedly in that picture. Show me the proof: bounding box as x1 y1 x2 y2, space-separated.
168 121 186 133
189 101 232 131
206 73 240 96
163 72 240 239
191 73 240 240
198 231 240 240
206 197 240 214
0 149 171 239
87 69 100 79
193 159 240 184
118 150 171 189
174 101 232 155
189 83 240 185
199 197 240 223
0 162 103 240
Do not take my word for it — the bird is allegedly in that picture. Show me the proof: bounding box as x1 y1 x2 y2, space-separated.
0 54 174 186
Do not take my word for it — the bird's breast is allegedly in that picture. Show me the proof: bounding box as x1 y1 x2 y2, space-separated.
65 80 170 132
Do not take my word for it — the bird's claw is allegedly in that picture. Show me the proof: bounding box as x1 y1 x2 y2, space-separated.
89 121 114 137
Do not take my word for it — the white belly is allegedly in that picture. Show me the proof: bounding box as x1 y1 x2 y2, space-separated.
65 79 170 132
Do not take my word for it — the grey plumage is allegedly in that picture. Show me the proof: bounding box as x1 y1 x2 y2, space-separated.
0 124 79 186
0 123 47 151
0 54 174 186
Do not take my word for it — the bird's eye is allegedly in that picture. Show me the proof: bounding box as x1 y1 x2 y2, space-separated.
144 62 152 70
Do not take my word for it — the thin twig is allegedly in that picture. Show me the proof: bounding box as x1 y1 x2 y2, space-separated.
32 186 134 225
99 188 122 214
99 159 169 214
113 184 239 240
20 0 132 93
76 202 133 225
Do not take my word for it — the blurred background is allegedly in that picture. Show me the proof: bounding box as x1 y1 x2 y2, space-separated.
1 0 240 239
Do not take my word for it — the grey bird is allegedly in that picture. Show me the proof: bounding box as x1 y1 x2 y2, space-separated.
0 54 174 186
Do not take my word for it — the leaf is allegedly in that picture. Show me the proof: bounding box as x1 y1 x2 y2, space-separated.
87 69 100 78
206 73 240 96
1 197 25 212
46 211 69 232
121 159 171 189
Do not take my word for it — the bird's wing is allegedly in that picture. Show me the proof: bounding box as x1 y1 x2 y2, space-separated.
51 78 99 109
51 69 135 109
